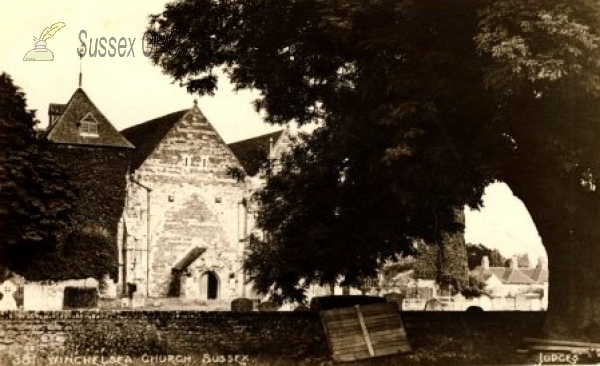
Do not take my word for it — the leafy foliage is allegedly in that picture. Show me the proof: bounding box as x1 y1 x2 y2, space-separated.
0 73 75 256
6 230 119 281
412 232 469 293
150 0 600 336
0 73 124 281
460 275 488 299
243 125 450 302
466 243 507 270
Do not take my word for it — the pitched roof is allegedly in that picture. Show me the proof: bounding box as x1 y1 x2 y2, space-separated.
120 110 188 171
471 266 537 285
520 267 549 284
502 268 535 285
46 89 134 149
471 266 504 283
227 130 284 176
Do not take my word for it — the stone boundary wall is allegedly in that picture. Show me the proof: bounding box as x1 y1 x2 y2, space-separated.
0 310 546 364
0 311 328 361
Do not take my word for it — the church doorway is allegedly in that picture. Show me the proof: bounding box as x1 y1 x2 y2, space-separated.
200 271 219 300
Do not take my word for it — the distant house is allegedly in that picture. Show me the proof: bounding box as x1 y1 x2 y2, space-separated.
470 255 548 299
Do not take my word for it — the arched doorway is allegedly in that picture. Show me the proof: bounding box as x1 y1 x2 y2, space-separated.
200 271 219 300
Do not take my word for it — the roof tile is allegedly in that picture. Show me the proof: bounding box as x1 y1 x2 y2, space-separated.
228 131 284 176
121 110 188 171
46 89 134 149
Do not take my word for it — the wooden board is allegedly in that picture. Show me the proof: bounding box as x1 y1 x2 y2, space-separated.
321 302 411 362
523 338 600 349
520 337 600 355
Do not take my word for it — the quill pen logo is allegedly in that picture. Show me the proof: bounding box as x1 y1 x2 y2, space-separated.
23 22 66 61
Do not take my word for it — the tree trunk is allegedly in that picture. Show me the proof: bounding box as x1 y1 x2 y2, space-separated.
505 162 600 341
544 239 600 341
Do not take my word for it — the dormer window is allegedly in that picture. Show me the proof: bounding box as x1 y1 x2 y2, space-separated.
79 113 99 137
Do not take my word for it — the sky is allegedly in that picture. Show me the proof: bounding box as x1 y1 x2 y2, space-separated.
464 183 546 262
4 0 279 143
3 1 547 262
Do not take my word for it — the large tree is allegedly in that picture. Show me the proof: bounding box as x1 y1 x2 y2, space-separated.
0 73 75 258
412 232 469 291
148 0 600 340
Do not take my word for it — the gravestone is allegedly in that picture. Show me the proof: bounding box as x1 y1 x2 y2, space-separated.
491 297 504 310
294 304 310 312
257 301 277 311
530 297 542 311
515 294 529 310
0 280 18 310
231 298 254 312
424 298 443 311
100 274 117 298
384 292 405 310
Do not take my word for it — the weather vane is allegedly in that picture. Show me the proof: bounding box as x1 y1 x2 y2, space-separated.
78 43 85 87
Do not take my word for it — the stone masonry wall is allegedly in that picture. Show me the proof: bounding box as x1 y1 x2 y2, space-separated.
121 106 248 298
0 311 328 364
0 311 547 365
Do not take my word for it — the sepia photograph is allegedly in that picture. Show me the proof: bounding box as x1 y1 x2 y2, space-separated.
0 1 599 365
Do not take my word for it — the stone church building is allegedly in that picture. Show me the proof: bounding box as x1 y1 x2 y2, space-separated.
119 102 245 300
119 101 291 301
35 86 291 303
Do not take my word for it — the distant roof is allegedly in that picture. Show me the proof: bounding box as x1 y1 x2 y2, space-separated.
120 110 188 171
46 88 134 149
471 266 503 283
520 267 549 284
502 268 535 285
471 266 542 285
228 130 284 176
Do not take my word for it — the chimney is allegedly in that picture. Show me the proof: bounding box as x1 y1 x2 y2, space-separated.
481 255 489 269
510 255 518 269
48 103 65 130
